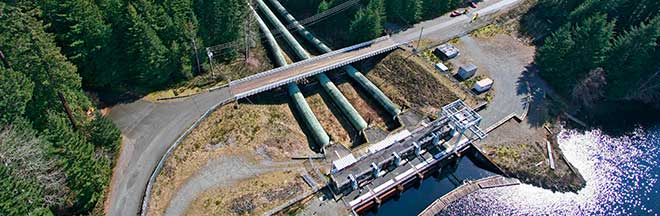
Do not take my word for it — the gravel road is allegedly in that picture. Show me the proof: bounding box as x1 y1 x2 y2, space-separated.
163 157 303 216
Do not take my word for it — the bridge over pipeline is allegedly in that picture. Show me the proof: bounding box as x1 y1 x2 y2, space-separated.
225 36 403 99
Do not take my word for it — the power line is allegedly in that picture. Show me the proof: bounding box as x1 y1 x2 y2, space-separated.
206 0 361 54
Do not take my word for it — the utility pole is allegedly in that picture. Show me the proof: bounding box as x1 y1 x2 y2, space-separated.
58 92 78 130
244 10 251 62
415 27 424 52
206 48 215 79
191 37 202 75
0 50 9 68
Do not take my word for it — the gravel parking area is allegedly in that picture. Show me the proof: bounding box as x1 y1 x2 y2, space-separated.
450 33 535 128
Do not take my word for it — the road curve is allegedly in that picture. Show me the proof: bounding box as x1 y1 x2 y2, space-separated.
105 88 230 216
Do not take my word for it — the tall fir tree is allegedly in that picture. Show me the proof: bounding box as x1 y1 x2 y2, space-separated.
566 13 615 82
200 0 246 51
604 17 660 99
349 0 384 43
125 3 172 86
0 67 33 125
39 0 113 88
536 25 576 94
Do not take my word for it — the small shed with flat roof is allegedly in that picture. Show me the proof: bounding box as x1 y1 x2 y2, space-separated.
433 44 460 60
458 63 478 80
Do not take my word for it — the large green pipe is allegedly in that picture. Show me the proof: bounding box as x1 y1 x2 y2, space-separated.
256 0 311 60
268 0 401 117
257 0 368 131
252 6 330 146
252 5 287 66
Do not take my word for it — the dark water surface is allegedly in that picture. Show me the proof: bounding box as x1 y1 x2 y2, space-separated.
363 125 660 215
440 126 660 215
362 156 496 216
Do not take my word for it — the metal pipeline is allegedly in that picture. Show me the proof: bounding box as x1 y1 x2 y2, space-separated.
267 0 401 116
251 5 331 146
256 0 368 131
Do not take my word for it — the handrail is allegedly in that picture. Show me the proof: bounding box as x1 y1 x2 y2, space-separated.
229 36 391 86
233 40 400 99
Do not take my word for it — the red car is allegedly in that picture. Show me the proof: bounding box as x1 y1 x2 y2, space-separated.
450 10 462 17
470 2 478 8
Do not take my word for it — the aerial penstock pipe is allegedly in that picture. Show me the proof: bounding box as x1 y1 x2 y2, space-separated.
267 0 401 117
256 0 368 131
251 5 331 147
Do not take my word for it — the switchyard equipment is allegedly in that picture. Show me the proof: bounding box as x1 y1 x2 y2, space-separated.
251 5 331 147
441 100 487 154
256 0 368 131
268 0 402 117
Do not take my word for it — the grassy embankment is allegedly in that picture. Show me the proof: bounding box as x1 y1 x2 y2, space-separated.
148 91 315 215
364 49 478 115
185 171 308 216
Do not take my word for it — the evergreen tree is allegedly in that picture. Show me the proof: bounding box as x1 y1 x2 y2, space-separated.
87 114 121 151
535 0 587 29
0 67 33 125
604 17 660 98
0 166 51 215
0 124 66 211
568 0 625 23
422 0 450 19
0 4 117 214
200 0 246 50
617 0 660 29
0 3 91 129
386 0 421 24
45 114 111 213
39 0 112 88
318 0 331 13
125 3 172 86
349 0 384 43
536 25 576 94
566 13 615 81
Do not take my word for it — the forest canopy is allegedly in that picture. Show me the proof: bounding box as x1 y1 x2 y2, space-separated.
530 0 660 107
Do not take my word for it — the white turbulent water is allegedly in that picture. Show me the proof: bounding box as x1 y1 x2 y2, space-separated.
441 127 660 216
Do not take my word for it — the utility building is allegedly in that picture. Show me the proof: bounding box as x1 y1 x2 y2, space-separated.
458 63 478 80
434 44 460 60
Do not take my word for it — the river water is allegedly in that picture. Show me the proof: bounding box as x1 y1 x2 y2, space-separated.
364 125 660 215
440 126 660 215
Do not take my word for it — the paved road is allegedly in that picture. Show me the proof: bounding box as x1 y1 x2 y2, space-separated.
105 0 524 215
392 0 521 43
105 88 230 216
